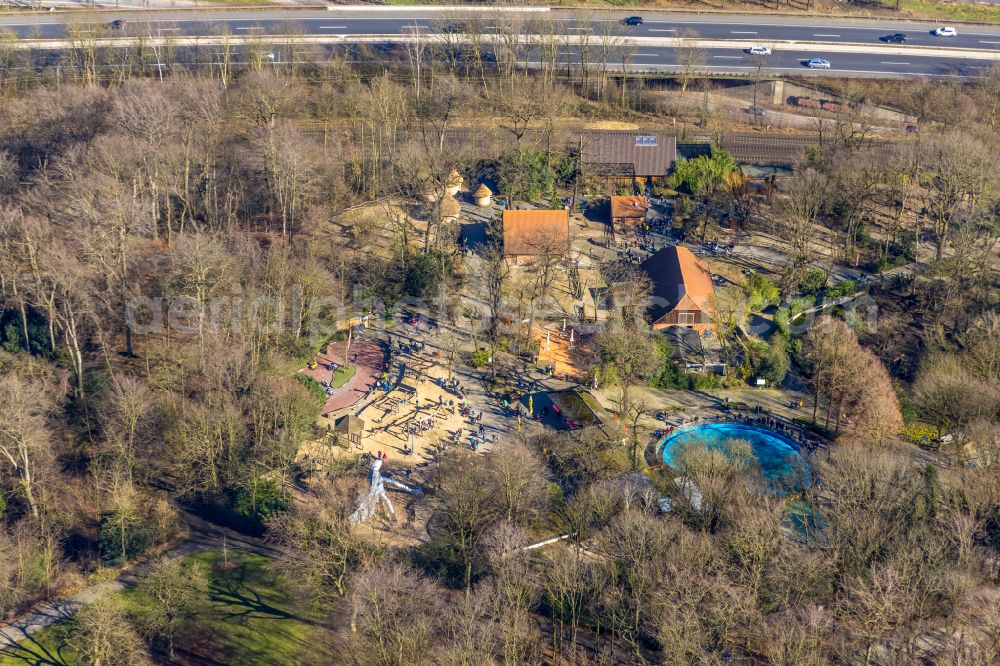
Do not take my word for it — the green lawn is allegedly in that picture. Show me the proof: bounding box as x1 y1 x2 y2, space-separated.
0 550 337 666
329 365 357 389
894 0 1000 23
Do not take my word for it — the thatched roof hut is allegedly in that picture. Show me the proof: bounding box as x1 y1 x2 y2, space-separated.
440 195 462 222
474 183 493 207
446 169 464 196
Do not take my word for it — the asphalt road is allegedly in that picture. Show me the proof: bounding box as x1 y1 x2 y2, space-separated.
0 8 997 78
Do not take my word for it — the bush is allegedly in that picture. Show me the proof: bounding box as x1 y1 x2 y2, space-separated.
404 252 450 298
774 308 791 336
745 272 780 311
799 269 828 294
902 423 938 445
689 372 725 390
650 334 687 389
825 279 858 299
230 479 291 535
293 373 328 406
470 348 491 368
98 511 155 566
497 148 558 201
668 146 738 196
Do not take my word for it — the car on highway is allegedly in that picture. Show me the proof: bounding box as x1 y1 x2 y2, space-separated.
109 19 127 30
881 33 907 43
443 22 467 34
805 58 831 69
748 45 772 56
745 106 767 116
932 26 958 37
623 16 644 26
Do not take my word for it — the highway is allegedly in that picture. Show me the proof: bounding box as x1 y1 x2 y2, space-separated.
0 7 997 78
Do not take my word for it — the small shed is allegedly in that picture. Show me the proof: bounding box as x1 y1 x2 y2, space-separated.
474 183 493 207
334 414 366 449
610 195 648 232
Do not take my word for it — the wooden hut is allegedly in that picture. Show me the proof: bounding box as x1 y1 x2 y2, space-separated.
334 414 365 449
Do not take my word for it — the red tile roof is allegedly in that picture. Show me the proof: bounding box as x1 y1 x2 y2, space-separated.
502 209 570 257
640 246 715 317
610 195 648 221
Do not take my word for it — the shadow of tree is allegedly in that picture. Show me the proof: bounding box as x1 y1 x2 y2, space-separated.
207 564 300 625
0 629 71 666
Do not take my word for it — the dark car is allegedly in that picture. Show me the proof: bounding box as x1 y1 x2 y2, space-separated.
746 106 767 116
109 19 127 30
443 22 466 34
623 16 643 26
881 33 907 43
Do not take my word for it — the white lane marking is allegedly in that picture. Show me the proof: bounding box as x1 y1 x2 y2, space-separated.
235 27 262 31
813 34 841 37
980 40 1000 44
881 61 911 65
713 55 742 58
731 31 758 34
649 29 676 32
635 53 660 56
319 26 348 29
154 28 180 31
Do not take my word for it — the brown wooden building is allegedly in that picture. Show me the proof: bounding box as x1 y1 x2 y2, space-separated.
502 209 570 265
581 133 677 187
640 246 715 332
610 195 648 233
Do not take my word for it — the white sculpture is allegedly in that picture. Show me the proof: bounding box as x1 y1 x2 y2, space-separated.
349 455 421 526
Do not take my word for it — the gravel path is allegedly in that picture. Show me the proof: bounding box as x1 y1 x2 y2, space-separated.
0 512 277 650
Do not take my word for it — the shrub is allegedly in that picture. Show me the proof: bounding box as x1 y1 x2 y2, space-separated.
902 423 938 445
471 348 491 368
745 272 780 311
799 269 828 294
404 252 449 298
293 373 328 406
98 511 155 566
230 479 291 535
668 146 738 196
774 308 790 336
689 372 725 390
825 279 858 299
650 334 687 389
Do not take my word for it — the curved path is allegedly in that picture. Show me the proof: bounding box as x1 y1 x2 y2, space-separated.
0 511 277 653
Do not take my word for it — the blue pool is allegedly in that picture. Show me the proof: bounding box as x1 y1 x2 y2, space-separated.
659 422 811 492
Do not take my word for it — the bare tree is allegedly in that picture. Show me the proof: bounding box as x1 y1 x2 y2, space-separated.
133 558 209 661
0 376 53 522
67 597 151 666
674 29 707 94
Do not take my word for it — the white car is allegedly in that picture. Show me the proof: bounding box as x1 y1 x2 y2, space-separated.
933 26 958 37
806 58 831 69
749 45 772 56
